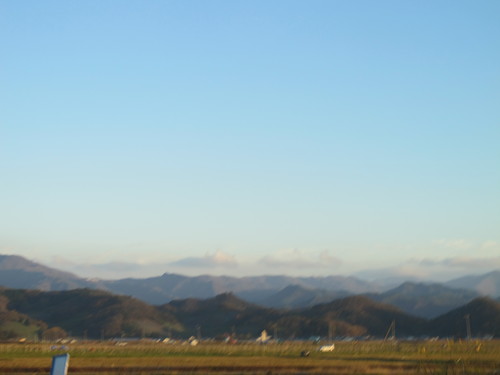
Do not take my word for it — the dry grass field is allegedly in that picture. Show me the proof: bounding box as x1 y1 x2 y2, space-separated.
0 339 498 374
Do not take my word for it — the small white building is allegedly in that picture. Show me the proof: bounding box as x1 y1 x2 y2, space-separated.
256 330 270 343
319 344 335 352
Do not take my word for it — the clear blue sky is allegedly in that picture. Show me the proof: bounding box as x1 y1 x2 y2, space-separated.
1 0 499 280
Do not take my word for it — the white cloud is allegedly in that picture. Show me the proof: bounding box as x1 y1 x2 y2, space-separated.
356 254 500 283
49 251 239 279
420 256 500 269
169 250 237 268
258 249 342 270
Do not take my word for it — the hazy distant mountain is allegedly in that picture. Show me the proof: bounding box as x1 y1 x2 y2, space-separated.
445 271 500 297
251 284 349 309
353 271 423 290
429 297 500 338
0 255 378 305
99 273 254 305
367 282 480 318
1 254 499 319
0 255 92 291
99 273 379 305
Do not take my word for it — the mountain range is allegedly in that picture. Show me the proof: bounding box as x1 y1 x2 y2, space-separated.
1 287 499 341
0 254 499 320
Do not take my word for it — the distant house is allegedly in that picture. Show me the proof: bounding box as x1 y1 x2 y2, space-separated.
256 330 270 343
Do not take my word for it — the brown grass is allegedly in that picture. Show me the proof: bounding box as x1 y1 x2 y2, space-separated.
0 339 498 374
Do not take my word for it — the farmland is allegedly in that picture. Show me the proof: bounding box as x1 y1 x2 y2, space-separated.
0 339 499 374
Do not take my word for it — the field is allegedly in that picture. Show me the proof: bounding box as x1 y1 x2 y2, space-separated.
0 339 499 375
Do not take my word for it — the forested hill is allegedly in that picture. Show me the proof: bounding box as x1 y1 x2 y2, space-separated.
2 288 182 339
0 287 499 340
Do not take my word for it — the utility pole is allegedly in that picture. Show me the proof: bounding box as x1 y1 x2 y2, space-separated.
384 320 396 341
196 325 201 341
464 314 471 340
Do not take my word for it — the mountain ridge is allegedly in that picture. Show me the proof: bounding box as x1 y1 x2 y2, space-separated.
0 254 499 318
1 287 499 340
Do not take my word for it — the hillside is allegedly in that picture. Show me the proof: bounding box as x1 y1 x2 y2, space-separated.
0 286 500 340
2 288 182 339
367 282 479 318
429 297 500 338
165 294 428 340
0 255 92 291
254 284 348 309
303 296 427 338
0 290 48 340
163 293 281 339
446 271 500 297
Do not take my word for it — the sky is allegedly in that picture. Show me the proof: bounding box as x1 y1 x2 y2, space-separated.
1 1 499 281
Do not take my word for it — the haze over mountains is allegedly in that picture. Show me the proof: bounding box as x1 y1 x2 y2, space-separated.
1 255 499 340
1 254 499 319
